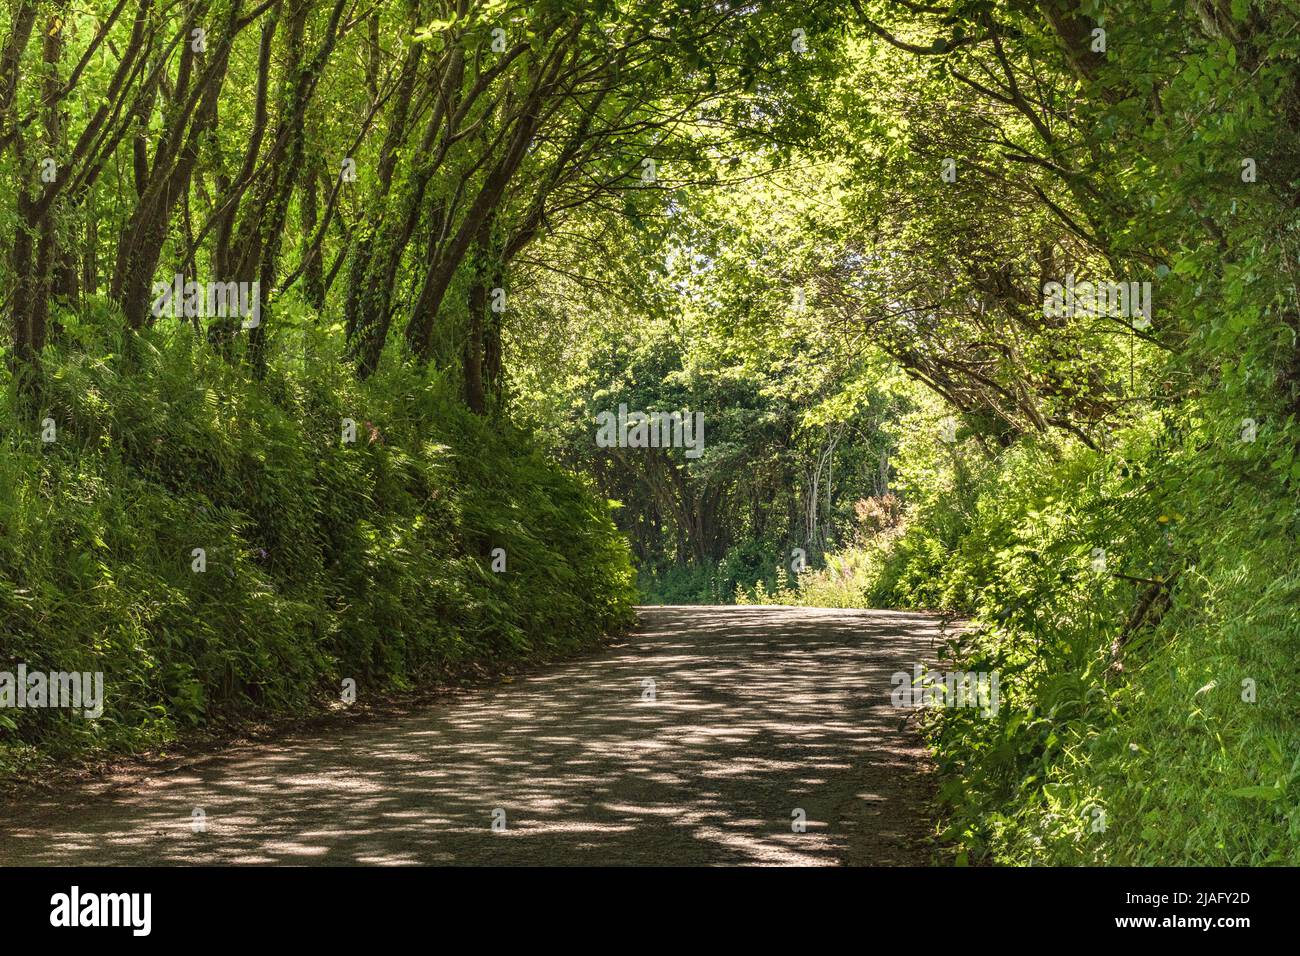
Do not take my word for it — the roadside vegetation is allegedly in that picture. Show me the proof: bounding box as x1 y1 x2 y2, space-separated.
534 4 1300 864
3 0 1298 864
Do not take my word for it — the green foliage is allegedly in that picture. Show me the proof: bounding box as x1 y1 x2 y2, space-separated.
0 323 634 778
641 537 785 605
656 0 1300 866
6 0 1300 870
776 408 1300 864
913 414 1300 865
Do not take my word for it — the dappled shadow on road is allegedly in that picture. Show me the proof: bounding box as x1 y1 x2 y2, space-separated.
0 606 946 865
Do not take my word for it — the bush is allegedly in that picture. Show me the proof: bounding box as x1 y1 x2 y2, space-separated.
639 538 784 605
781 410 1300 865
0 324 635 779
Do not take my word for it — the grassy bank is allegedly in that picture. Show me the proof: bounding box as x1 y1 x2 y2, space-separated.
0 323 636 780
741 410 1300 865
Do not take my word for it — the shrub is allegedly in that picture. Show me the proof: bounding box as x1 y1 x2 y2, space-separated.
0 325 635 779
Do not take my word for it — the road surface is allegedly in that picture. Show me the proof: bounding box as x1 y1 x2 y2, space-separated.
0 605 945 865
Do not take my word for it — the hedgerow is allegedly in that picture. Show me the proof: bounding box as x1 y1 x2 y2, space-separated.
0 322 635 778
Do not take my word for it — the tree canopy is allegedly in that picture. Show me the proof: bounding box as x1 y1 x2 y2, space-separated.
4 0 1300 865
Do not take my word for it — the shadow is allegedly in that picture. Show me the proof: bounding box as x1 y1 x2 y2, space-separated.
0 606 945 866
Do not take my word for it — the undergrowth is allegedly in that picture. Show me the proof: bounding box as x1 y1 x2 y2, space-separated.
0 320 635 780
741 410 1300 865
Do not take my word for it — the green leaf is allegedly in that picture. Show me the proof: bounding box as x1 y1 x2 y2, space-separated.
1225 786 1282 800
